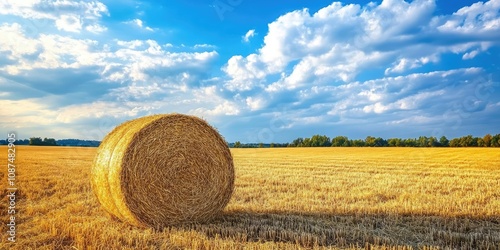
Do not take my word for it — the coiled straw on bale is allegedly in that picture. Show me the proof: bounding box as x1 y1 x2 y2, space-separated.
91 114 234 228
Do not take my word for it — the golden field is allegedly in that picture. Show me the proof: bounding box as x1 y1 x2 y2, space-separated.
1 146 500 249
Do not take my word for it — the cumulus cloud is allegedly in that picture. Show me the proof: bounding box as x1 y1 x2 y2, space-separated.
55 14 82 32
0 4 226 137
222 0 500 92
0 22 219 89
245 96 266 111
0 0 108 33
189 86 241 117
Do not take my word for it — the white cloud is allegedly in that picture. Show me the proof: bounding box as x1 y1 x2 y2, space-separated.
0 0 109 33
242 29 256 43
321 68 489 122
0 23 103 73
0 23 218 85
0 98 58 127
188 86 242 117
125 18 154 31
385 55 439 75
56 101 139 123
223 0 500 92
85 24 107 33
194 44 216 49
192 101 240 116
223 54 267 91
55 14 82 32
438 0 500 33
246 96 266 111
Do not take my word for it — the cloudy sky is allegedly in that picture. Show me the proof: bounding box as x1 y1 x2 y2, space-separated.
1 0 499 143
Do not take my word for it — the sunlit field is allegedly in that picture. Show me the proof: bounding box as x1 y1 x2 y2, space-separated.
1 146 500 249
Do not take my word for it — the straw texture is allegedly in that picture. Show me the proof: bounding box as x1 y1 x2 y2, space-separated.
91 114 234 228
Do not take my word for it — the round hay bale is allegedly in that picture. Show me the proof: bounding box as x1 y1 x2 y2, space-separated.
91 114 234 228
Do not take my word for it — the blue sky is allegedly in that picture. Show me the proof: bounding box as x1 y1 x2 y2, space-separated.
1 0 499 143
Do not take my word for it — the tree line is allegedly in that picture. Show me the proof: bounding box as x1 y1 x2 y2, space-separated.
291 134 500 147
0 137 100 147
232 133 500 148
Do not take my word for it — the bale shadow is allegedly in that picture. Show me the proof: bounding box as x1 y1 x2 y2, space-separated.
175 211 500 249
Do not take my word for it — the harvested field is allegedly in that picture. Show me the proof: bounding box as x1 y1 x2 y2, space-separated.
1 146 499 249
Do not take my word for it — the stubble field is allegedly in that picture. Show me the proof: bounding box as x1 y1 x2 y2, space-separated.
1 146 500 249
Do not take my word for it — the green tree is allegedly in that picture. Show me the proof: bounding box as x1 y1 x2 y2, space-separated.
351 139 365 147
483 134 492 147
43 138 57 146
309 135 331 147
449 138 460 147
29 137 43 145
460 135 477 147
331 136 348 147
292 138 304 147
387 138 403 147
439 136 449 147
302 138 312 147
258 143 264 148
365 136 376 147
477 138 485 147
233 141 242 148
417 136 428 147
342 139 351 147
374 137 388 147
428 136 439 147
492 134 500 147
404 138 416 147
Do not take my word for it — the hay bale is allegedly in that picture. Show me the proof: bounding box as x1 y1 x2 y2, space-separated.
91 114 234 228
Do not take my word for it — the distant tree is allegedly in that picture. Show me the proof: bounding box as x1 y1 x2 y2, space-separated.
459 135 477 147
417 136 428 147
449 138 460 147
292 138 304 147
258 143 264 148
471 136 480 147
365 136 376 147
483 134 492 147
331 136 348 147
29 137 57 146
18 139 30 145
29 137 43 145
428 136 440 147
288 133 500 148
233 141 242 148
342 139 351 147
388 138 406 147
439 136 449 147
373 137 388 147
302 138 311 147
351 139 365 147
492 134 500 147
477 138 485 147
270 143 275 148
309 135 331 147
43 138 57 146
403 138 416 147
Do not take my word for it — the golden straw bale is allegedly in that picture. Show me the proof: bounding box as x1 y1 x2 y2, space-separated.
91 114 234 228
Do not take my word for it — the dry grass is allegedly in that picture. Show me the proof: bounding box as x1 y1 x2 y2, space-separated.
1 146 500 249
92 114 234 228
